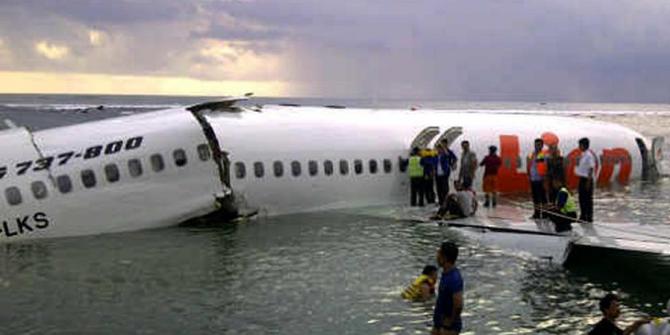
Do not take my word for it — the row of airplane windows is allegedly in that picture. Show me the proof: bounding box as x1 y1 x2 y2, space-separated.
233 157 408 179
2 144 212 207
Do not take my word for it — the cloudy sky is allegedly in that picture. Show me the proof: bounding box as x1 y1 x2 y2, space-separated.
1 0 669 101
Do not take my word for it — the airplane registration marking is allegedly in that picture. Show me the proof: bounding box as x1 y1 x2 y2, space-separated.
0 212 50 238
0 136 143 179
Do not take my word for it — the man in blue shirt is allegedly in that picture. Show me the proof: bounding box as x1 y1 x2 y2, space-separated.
432 242 464 335
436 143 458 206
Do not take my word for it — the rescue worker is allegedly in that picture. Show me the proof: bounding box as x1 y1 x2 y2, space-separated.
401 265 438 301
436 142 458 206
527 138 548 219
544 144 565 203
409 147 425 207
479 145 502 208
544 181 577 233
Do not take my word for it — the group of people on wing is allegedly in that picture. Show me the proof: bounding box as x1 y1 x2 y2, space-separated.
527 136 597 231
409 136 597 232
409 140 484 220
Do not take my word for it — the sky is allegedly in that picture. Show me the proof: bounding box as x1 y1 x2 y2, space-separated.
1 0 670 102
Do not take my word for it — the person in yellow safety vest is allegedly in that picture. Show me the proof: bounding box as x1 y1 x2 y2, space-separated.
409 147 425 207
402 265 438 301
527 138 548 219
544 182 578 233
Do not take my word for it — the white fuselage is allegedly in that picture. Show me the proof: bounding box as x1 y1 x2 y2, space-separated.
0 104 653 242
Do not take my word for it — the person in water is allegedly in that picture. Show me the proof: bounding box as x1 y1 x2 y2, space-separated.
401 265 438 301
432 242 464 335
588 293 649 335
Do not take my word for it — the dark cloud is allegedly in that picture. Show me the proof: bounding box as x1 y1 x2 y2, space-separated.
2 0 193 24
2 0 670 101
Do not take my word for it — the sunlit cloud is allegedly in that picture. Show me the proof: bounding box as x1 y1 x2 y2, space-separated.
191 39 283 80
34 41 69 60
0 71 289 97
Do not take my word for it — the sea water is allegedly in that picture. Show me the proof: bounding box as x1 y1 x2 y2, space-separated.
0 94 669 334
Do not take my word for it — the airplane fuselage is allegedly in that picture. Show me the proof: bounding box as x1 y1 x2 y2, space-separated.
0 104 660 242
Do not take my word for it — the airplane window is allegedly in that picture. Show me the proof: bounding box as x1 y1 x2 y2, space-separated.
81 169 96 188
235 162 246 179
56 175 72 194
308 160 318 176
128 159 143 178
324 160 334 176
5 186 22 206
254 162 264 178
354 159 363 175
273 161 284 177
197 144 211 161
31 181 48 200
173 149 187 167
339 160 349 175
398 157 408 173
151 154 165 172
105 164 120 183
383 159 392 173
369 159 378 174
291 161 302 177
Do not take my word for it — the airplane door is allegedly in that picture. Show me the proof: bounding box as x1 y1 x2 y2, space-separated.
409 126 440 151
433 127 463 149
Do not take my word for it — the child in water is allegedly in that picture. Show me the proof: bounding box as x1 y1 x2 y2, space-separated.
401 265 438 301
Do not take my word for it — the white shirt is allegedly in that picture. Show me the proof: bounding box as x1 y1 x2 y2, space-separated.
575 149 596 178
455 190 476 217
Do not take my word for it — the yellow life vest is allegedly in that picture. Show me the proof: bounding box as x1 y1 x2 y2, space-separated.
401 274 435 300
408 155 424 177
558 187 577 214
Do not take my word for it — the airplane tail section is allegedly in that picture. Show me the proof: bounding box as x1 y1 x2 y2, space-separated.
636 136 664 181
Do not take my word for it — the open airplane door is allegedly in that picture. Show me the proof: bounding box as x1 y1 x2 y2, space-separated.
433 126 463 150
409 126 440 151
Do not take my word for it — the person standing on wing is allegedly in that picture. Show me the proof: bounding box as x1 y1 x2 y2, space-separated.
479 145 502 208
436 142 458 206
575 137 597 222
527 138 548 219
457 141 477 192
